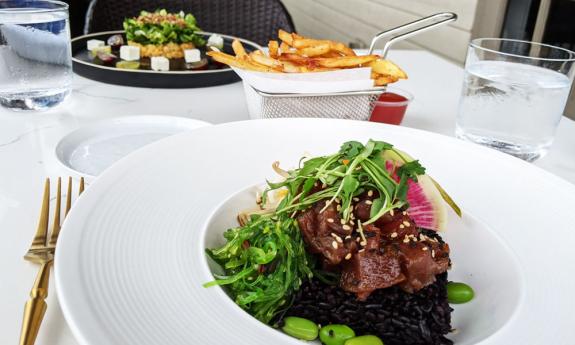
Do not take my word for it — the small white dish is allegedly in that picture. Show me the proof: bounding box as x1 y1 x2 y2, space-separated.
55 115 210 177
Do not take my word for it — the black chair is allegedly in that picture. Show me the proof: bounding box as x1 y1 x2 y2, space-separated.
84 0 295 46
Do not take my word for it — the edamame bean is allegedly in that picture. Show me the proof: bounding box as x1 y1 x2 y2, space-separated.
447 281 475 304
344 335 384 345
282 316 318 340
319 324 355 345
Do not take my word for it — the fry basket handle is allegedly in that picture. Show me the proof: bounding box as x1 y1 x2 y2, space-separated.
368 12 457 57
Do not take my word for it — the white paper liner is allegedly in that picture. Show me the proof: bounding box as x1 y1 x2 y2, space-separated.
231 66 375 94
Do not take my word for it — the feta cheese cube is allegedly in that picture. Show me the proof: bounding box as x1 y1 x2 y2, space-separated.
87 39 105 51
151 56 170 71
184 49 201 63
89 45 111 58
207 34 224 50
120 45 140 61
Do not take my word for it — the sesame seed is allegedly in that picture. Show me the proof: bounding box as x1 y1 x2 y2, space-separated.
402 211 407 215
327 218 334 223
403 221 411 227
360 240 367 246
419 234 425 241
358 249 365 253
365 200 373 205
432 250 436 258
390 209 394 216
367 190 373 197
335 198 341 204
399 224 405 229
336 205 342 211
332 241 338 249
345 235 351 240
353 197 359 202
350 220 355 225
422 247 429 251
390 232 398 238
336 235 343 243
345 253 352 260
343 224 352 231
356 237 361 242
403 237 410 243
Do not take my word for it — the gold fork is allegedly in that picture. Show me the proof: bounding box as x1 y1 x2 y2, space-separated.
19 177 84 345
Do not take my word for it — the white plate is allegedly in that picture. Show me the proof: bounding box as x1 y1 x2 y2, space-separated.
54 115 210 177
55 119 575 345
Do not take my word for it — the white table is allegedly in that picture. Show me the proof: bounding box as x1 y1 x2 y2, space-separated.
1 50 574 345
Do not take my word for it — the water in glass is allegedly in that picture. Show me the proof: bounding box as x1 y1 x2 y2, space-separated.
456 38 575 162
0 2 72 111
456 60 571 161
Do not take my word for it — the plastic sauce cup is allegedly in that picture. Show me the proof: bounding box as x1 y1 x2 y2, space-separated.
369 88 413 125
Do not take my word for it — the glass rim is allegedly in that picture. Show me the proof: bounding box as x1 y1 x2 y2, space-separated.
0 0 68 13
470 38 575 62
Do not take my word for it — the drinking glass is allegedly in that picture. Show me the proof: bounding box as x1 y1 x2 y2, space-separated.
0 0 72 111
456 38 575 161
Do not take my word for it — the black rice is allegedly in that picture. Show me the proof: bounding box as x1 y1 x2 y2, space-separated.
284 273 453 345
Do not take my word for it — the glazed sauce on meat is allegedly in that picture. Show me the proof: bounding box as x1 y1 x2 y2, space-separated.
297 191 450 300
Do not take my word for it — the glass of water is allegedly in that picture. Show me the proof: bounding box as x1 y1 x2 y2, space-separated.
456 38 575 161
0 0 72 111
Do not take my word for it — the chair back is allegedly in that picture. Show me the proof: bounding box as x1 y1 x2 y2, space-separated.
84 0 295 46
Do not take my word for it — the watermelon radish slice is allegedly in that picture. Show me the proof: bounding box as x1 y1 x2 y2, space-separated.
383 148 461 231
385 161 447 231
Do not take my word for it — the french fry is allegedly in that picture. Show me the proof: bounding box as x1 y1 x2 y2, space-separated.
278 29 294 46
249 51 283 70
330 42 356 56
296 43 331 57
373 74 399 86
318 51 345 58
232 39 247 58
291 37 356 56
313 55 379 68
291 37 329 49
369 59 407 79
268 40 279 58
278 53 313 65
281 60 304 73
207 51 279 73
210 30 404 86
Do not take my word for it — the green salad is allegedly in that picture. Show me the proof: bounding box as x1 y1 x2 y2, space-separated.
123 9 205 46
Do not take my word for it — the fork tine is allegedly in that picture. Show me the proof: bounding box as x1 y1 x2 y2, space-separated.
27 179 50 252
47 178 62 248
79 177 85 195
65 177 72 216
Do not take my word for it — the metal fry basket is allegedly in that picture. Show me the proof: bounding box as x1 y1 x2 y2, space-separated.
245 85 386 120
243 12 457 121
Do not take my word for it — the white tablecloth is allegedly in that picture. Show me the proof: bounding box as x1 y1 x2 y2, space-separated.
0 50 573 345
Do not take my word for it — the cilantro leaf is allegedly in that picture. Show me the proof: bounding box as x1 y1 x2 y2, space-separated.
397 160 426 181
371 140 394 155
339 141 364 160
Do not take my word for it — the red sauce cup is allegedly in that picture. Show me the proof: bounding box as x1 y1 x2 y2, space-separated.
369 88 413 125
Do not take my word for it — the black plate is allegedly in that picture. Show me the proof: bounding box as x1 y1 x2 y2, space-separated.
72 30 261 88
